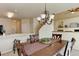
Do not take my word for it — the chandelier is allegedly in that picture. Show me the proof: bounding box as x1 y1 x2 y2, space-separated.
37 3 55 25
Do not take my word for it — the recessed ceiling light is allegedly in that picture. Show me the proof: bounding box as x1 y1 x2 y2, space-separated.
14 9 17 12
7 12 14 18
71 11 75 14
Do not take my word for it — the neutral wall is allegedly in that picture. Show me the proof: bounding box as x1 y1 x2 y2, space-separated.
21 19 33 33
33 18 39 33
54 9 79 31
39 21 54 39
63 17 79 27
0 18 34 34
0 18 17 34
54 16 79 31
54 20 63 31
16 19 21 33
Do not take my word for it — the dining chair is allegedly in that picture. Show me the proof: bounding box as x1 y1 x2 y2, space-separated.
29 34 39 43
52 34 62 43
0 51 1 56
30 35 35 43
13 39 20 54
13 39 17 54
56 38 76 56
56 41 70 56
34 34 39 42
71 38 76 51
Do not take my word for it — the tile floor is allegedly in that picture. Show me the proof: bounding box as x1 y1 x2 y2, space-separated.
1 51 18 56
70 49 79 56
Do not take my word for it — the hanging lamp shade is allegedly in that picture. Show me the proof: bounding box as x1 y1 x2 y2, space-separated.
36 3 55 25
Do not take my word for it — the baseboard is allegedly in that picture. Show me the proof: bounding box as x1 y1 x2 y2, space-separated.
73 48 79 51
1 49 13 55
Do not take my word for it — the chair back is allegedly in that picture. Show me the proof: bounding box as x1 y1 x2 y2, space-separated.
0 51 1 56
52 34 62 40
63 38 76 56
13 39 20 54
64 41 70 56
29 34 39 43
71 38 76 51
52 34 62 42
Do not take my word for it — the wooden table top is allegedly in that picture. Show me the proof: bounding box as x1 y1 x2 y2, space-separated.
31 40 66 56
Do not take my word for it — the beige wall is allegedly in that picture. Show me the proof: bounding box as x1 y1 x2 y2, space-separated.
54 11 79 31
0 18 22 34
0 17 46 34
0 18 35 34
0 18 16 34
33 18 47 34
21 18 33 34
39 21 54 39
33 18 39 33
29 19 33 33
54 19 64 31
15 19 21 33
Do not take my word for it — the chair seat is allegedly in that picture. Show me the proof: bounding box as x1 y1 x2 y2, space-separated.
56 53 63 56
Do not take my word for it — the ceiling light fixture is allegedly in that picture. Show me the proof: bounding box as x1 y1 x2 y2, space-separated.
7 12 14 18
36 3 55 25
71 11 75 14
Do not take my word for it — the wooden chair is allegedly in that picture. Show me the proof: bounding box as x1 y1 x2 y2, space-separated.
13 39 17 54
52 34 62 39
29 34 39 43
52 34 62 43
29 35 35 43
16 34 39 56
13 39 22 56
34 34 39 42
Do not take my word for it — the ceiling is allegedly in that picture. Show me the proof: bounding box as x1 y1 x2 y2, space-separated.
0 3 79 19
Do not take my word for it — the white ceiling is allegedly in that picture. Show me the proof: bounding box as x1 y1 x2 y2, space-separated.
0 3 79 19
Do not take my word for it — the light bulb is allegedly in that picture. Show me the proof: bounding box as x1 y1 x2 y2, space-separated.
37 17 41 21
50 14 55 19
41 14 46 18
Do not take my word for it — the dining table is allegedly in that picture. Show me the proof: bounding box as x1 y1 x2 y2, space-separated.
31 40 66 56
16 39 66 56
